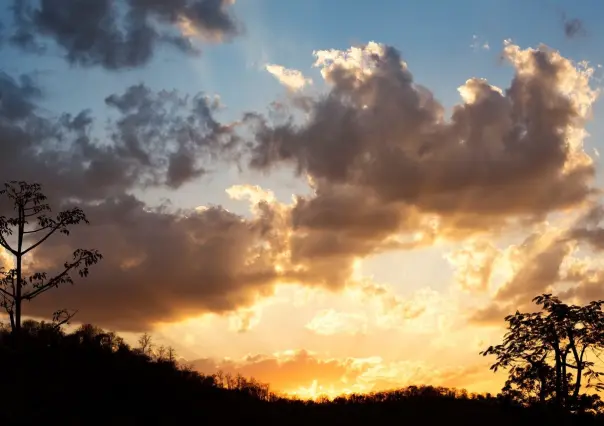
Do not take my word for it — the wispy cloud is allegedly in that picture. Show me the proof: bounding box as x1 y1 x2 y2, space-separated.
470 35 490 51
306 310 367 335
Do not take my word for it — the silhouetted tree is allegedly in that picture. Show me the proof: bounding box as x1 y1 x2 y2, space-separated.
137 331 154 356
499 362 558 406
0 181 102 334
481 294 604 413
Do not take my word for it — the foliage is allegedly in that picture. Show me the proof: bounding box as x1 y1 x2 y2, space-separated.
0 181 102 333
481 294 604 413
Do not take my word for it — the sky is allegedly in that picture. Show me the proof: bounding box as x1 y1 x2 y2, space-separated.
1 0 604 399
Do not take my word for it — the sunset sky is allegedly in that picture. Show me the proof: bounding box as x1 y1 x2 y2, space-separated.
2 0 604 399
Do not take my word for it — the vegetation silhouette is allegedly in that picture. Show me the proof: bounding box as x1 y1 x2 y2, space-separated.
0 181 102 334
0 181 603 425
1 320 602 426
481 294 604 413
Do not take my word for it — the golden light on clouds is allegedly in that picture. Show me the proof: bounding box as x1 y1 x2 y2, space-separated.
445 241 499 293
305 309 367 336
189 348 504 399
176 0 237 43
265 64 313 92
7 35 604 400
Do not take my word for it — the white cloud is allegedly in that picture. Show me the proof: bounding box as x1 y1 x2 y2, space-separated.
313 41 401 83
265 64 312 91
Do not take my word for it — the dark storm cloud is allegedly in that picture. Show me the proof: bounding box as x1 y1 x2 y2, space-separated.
8 0 239 70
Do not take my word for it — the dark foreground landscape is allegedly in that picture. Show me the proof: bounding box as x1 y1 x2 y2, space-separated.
1 322 602 426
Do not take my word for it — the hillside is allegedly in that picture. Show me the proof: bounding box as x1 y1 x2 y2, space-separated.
1 321 601 426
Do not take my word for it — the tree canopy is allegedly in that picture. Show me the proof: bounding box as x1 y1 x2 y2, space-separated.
481 294 604 413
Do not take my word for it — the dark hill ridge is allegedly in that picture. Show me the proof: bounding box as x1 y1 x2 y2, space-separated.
0 321 601 426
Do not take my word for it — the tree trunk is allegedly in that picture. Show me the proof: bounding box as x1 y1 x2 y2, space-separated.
14 289 21 333
569 337 584 405
14 203 24 335
554 350 563 408
14 253 22 334
573 367 582 403
562 360 568 406
8 309 15 331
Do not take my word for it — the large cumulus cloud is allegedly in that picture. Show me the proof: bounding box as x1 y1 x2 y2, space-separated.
249 42 596 218
243 41 599 287
8 0 239 69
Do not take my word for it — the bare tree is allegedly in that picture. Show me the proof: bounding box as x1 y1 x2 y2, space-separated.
0 181 102 334
156 344 167 361
137 332 154 356
167 346 177 363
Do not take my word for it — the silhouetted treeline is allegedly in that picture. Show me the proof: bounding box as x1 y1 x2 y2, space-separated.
1 321 602 425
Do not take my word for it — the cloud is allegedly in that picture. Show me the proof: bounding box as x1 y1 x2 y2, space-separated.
104 84 237 189
190 350 494 397
495 232 573 302
468 219 599 325
563 17 587 39
265 64 313 91
445 240 499 292
554 205 604 302
469 302 513 327
8 0 240 70
23 195 287 331
568 204 604 251
356 359 490 395
191 350 363 396
470 35 490 51
0 79 238 202
242 41 598 278
355 281 429 327
305 310 367 336
256 41 597 217
228 306 263 333
468 229 571 324
0 72 42 119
